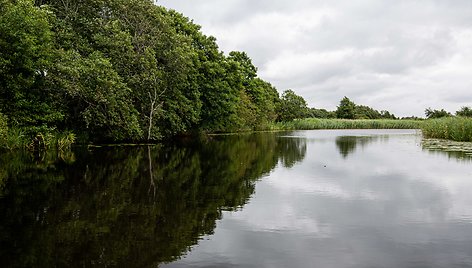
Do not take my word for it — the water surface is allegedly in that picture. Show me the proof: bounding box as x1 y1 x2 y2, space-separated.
1 129 472 267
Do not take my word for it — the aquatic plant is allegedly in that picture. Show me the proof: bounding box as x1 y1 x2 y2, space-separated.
55 131 76 151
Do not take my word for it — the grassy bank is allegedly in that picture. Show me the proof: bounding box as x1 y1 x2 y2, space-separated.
272 118 423 131
0 129 76 151
421 117 472 142
1 114 76 151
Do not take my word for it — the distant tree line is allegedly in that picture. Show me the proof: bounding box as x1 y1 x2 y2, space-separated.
278 95 397 121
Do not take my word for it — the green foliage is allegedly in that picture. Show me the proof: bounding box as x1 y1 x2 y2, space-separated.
425 108 452 119
335 97 396 120
228 51 257 80
380 110 396 119
336 96 356 119
0 0 64 130
54 131 76 151
422 117 472 142
50 50 142 141
456 106 472 117
276 89 308 122
308 108 336 119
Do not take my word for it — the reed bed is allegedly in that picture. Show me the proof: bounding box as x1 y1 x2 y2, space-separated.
421 117 472 142
273 118 422 131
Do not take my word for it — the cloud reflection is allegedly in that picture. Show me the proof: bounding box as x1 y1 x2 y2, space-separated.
166 130 472 268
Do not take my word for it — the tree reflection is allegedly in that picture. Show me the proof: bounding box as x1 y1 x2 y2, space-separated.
335 136 387 158
0 132 306 267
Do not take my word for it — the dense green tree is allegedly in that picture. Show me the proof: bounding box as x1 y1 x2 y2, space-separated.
276 89 308 122
48 50 142 141
308 108 336 119
248 78 280 128
0 0 64 132
228 51 257 80
227 52 280 129
380 110 396 119
336 96 356 119
425 108 452 119
355 105 382 119
334 97 396 120
456 106 472 117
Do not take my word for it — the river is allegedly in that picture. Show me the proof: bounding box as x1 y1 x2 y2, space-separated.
1 129 472 267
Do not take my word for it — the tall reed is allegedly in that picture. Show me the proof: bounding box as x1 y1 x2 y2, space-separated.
421 117 472 142
272 119 422 131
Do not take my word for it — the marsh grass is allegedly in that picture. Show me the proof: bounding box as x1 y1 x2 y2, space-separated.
1 128 27 150
421 117 472 142
273 118 422 130
1 127 76 151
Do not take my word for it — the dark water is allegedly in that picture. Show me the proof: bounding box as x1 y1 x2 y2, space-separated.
1 130 472 268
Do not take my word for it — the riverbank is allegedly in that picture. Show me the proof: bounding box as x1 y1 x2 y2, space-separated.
3 117 472 150
0 121 75 151
274 117 472 142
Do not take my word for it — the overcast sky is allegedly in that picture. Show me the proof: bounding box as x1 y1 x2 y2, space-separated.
158 0 472 117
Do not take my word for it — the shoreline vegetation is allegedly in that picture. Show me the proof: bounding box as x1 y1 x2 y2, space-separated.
421 117 472 142
271 119 422 131
3 115 472 150
1 0 471 151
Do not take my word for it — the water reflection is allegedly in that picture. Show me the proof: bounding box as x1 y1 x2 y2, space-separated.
164 130 472 268
0 132 306 268
4 130 472 268
335 135 388 158
277 136 307 168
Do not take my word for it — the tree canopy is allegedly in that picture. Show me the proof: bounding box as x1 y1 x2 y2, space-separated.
456 106 472 117
425 108 452 119
276 89 308 122
335 97 396 120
